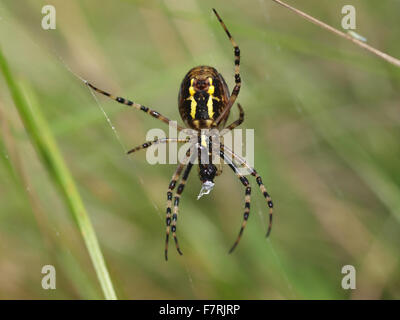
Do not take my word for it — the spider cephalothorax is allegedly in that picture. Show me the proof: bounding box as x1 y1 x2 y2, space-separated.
86 8 274 261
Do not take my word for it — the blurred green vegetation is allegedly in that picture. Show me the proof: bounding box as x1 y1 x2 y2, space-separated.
0 0 399 299
0 48 116 299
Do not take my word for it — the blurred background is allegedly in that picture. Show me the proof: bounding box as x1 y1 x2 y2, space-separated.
0 0 399 299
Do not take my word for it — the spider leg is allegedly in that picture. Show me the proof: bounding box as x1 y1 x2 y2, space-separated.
171 152 196 255
165 147 193 261
220 143 274 237
213 9 241 126
86 82 184 131
127 137 189 154
219 148 252 253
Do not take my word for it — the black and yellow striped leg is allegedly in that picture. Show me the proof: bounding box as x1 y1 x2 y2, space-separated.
254 172 274 237
127 138 189 154
86 82 184 131
219 149 252 253
165 149 191 261
220 144 274 237
213 9 242 125
171 157 195 255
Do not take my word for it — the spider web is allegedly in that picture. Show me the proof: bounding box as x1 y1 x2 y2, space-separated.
57 57 164 222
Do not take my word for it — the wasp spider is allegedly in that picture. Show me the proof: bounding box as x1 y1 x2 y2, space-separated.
85 9 274 260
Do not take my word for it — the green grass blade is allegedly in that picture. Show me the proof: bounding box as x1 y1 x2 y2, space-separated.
0 48 117 300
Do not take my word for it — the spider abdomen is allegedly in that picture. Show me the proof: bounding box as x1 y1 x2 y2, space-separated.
178 66 230 129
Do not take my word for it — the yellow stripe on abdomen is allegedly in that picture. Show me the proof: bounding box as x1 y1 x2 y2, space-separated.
207 78 215 119
189 96 197 119
187 78 197 119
